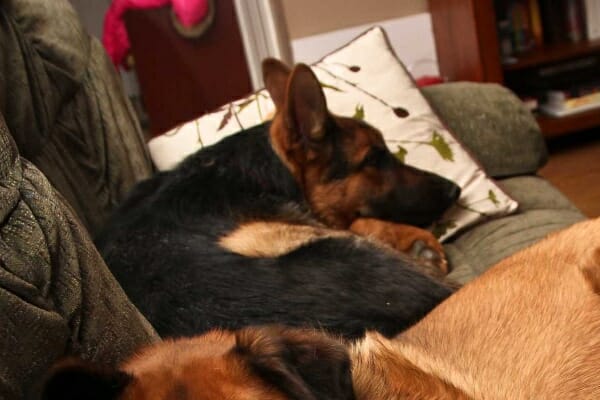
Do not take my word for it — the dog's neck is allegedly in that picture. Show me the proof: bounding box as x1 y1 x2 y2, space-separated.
350 332 471 400
170 123 308 217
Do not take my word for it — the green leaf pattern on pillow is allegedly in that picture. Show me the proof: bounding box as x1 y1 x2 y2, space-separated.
353 104 365 120
394 145 407 163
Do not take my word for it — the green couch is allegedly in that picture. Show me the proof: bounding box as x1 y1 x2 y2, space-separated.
0 0 585 398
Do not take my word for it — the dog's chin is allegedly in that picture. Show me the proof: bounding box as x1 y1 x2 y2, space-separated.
358 206 440 228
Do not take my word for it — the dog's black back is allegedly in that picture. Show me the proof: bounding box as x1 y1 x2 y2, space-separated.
96 60 459 339
96 124 451 339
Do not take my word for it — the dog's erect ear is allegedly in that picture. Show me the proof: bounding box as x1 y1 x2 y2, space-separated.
235 326 355 400
285 64 329 142
263 58 292 110
40 358 132 400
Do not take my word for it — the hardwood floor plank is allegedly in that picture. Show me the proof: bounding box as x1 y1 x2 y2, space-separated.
539 129 600 218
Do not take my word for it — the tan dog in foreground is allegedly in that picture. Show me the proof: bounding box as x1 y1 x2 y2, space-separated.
42 218 600 399
352 216 600 399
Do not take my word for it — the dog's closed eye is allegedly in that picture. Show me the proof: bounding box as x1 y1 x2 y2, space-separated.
360 148 387 169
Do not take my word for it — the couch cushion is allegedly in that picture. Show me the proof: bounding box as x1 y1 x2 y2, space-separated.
0 0 153 235
446 176 585 284
422 82 548 178
0 115 159 399
146 27 518 241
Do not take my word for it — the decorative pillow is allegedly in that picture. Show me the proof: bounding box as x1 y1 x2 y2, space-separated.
147 27 518 241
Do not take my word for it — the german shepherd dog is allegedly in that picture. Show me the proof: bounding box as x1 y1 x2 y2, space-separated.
95 59 460 340
47 218 600 400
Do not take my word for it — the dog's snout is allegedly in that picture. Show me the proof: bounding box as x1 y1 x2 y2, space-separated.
445 182 461 203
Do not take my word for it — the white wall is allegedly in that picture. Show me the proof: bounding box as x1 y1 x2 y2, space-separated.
282 0 428 39
291 13 440 78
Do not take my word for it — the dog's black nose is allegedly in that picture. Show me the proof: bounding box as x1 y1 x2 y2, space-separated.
446 183 461 203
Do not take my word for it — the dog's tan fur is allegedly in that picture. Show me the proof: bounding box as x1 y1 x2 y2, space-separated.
261 59 451 269
350 217 600 399
43 218 600 399
219 219 448 279
119 331 289 400
218 221 350 258
42 326 355 400
350 333 471 399
349 218 448 273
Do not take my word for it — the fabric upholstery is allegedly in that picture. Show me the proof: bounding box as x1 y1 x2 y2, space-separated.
0 115 158 399
0 0 153 235
0 1 587 397
446 176 585 283
422 82 549 178
0 0 159 397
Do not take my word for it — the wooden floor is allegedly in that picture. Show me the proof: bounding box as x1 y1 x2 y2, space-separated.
539 128 600 218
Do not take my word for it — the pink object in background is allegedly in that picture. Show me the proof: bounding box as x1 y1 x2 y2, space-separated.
415 75 445 87
174 0 210 28
103 0 210 69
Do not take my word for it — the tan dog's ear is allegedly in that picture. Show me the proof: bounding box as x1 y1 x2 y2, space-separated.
263 58 291 110
285 64 329 142
235 325 355 400
40 358 132 400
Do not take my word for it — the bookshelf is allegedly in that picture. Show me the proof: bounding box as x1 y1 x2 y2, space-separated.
504 38 600 71
430 0 600 137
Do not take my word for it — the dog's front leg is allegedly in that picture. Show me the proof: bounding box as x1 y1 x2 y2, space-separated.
349 218 448 274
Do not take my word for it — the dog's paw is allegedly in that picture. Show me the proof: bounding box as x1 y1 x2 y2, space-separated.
349 218 449 274
408 239 448 275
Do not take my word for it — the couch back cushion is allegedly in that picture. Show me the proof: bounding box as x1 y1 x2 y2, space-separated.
0 0 153 235
0 113 159 399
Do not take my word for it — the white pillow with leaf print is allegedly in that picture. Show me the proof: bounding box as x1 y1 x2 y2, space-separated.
148 26 518 241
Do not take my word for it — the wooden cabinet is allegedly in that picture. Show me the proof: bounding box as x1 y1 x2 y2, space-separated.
125 1 253 137
429 0 600 137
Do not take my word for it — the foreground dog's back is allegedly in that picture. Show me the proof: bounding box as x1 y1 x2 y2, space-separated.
41 326 356 400
352 217 600 399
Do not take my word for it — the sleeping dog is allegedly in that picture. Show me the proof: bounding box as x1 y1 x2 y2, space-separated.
349 217 600 399
48 218 600 399
95 59 460 339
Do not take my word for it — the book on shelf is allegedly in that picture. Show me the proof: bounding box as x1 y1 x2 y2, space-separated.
497 0 536 62
538 0 587 44
528 0 544 46
583 0 600 40
565 0 586 43
499 0 599 63
539 85 600 117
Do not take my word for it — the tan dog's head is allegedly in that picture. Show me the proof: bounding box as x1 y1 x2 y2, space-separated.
262 58 460 229
41 326 355 400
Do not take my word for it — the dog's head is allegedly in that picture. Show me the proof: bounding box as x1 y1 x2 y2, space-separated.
40 326 355 400
262 58 460 229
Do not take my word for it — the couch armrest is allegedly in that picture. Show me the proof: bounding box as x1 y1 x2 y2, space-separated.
421 82 548 178
0 116 158 399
